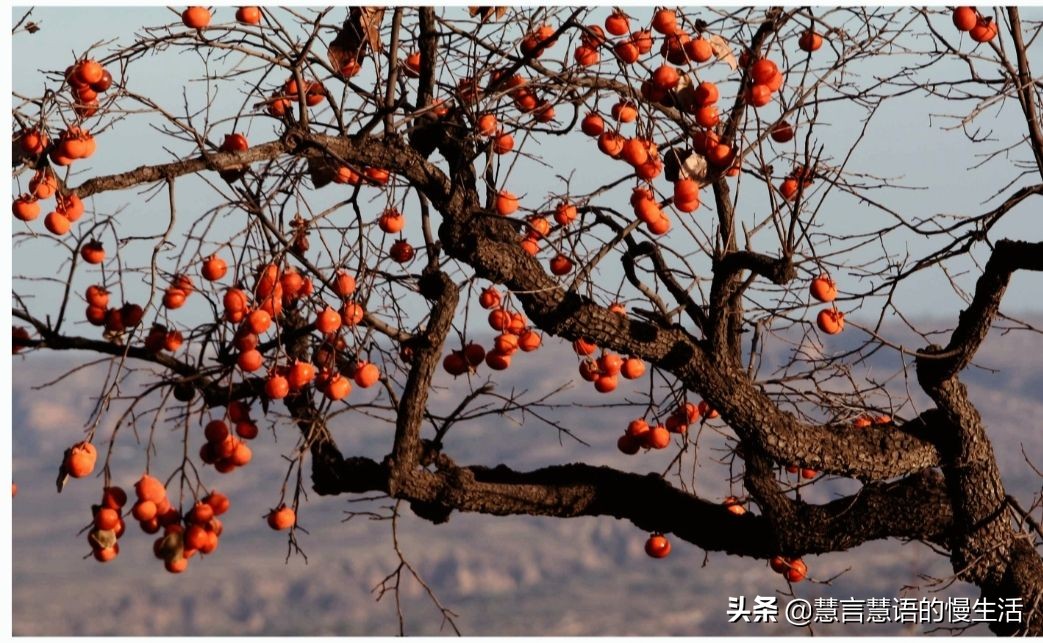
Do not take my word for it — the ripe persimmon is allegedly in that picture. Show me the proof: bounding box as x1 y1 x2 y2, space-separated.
610 100 638 123
645 533 671 558
231 441 252 466
85 305 107 326
553 201 578 226
549 253 573 275
816 308 845 334
693 81 719 107
462 343 486 366
785 558 808 582
44 212 71 236
186 500 212 525
746 82 771 107
314 306 341 335
403 51 421 77
162 287 187 310
953 6 978 31
476 113 498 137
518 329 541 352
236 420 260 439
163 330 183 352
645 424 670 449
443 351 469 376
594 374 618 393
265 374 290 399
605 10 629 35
18 128 48 156
354 361 380 388
652 64 680 90
647 212 672 233
626 419 650 439
288 361 316 389
489 135 516 162
660 31 692 65
56 193 84 221
597 131 625 158
809 275 837 302
267 505 296 530
204 491 231 515
771 120 795 143
620 138 649 167
364 167 391 185
12 196 40 222
185 524 209 551
334 270 356 298
102 486 127 509
237 349 263 372
204 420 229 443
695 105 719 128
580 113 604 137
236 6 261 24
651 9 677 35
573 337 597 356
93 544 119 563
969 16 998 42
65 442 97 478
750 59 779 84
488 308 510 330
617 434 641 455
201 255 227 281
94 507 120 530
341 301 365 326
686 37 714 63
598 352 623 377
135 474 167 503
575 45 600 67
378 208 405 234
614 40 640 64
496 190 519 216
132 499 158 522
798 30 823 52
621 356 645 379
182 6 211 28
389 239 415 263
485 350 512 370
723 496 746 515
478 287 501 310
223 288 249 314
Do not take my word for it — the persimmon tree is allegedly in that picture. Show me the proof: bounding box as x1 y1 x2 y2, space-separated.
11 5 1043 635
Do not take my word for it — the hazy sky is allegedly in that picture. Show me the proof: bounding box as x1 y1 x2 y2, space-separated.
10 5 1043 332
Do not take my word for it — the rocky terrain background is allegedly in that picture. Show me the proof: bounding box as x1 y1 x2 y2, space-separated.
12 319 1042 636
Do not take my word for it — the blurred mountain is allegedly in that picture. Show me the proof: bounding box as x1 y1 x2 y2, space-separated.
12 319 1043 636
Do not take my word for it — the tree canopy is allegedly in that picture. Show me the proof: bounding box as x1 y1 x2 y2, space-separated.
11 6 1043 635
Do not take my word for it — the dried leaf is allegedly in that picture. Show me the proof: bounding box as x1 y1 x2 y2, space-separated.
681 152 710 184
88 528 117 551
307 154 335 189
674 74 697 113
327 7 385 75
468 6 507 21
358 7 385 55
708 34 738 71
664 147 708 185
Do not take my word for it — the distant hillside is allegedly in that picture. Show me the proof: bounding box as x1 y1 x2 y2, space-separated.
12 319 1043 635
